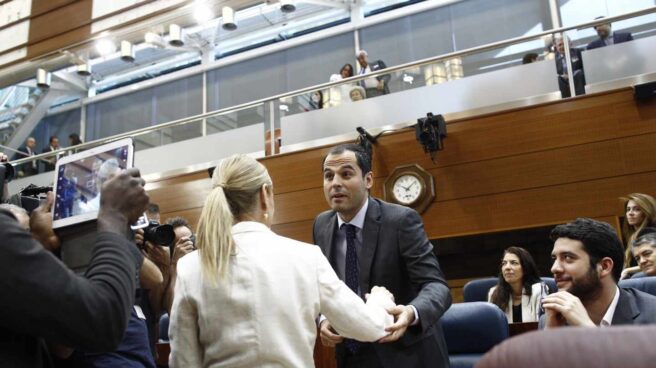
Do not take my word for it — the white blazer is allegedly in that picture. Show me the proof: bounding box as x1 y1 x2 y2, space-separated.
488 282 544 323
169 221 394 368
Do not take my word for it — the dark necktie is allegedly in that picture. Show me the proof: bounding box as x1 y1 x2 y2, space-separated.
359 68 366 88
342 223 361 353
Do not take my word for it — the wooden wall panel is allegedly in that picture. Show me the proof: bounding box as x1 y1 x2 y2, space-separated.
31 0 79 16
267 89 656 197
27 0 92 58
148 89 656 239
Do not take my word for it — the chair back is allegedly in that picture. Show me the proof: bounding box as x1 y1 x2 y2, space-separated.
477 325 656 368
618 276 656 297
463 277 498 302
159 313 170 342
441 302 509 368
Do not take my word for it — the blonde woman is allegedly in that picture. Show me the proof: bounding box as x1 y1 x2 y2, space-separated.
169 155 394 367
620 193 656 279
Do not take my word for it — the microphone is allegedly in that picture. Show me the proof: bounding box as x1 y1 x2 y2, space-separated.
356 126 377 144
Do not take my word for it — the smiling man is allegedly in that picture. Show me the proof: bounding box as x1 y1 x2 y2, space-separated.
541 218 656 328
313 143 451 368
632 232 656 277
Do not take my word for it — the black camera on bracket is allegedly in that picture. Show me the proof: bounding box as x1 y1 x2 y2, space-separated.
416 113 447 163
143 221 176 246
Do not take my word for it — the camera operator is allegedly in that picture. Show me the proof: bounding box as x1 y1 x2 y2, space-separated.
134 219 171 356
0 168 149 367
163 217 195 314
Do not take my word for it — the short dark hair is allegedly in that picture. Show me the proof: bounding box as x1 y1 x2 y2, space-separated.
166 216 190 230
632 229 656 250
322 143 372 176
146 203 160 214
522 53 539 64
49 135 58 143
550 218 624 282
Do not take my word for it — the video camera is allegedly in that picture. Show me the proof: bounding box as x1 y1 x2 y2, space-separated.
0 159 51 214
415 113 447 163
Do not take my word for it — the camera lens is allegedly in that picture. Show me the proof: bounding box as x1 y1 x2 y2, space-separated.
0 163 15 182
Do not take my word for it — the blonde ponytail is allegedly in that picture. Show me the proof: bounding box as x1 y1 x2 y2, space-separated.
196 185 235 284
196 154 272 285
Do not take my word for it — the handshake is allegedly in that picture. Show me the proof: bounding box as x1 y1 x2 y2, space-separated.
320 286 416 346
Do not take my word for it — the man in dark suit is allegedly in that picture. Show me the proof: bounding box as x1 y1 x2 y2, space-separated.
356 50 391 98
41 135 60 172
587 18 633 50
314 143 452 368
555 38 586 98
541 218 656 328
17 136 38 177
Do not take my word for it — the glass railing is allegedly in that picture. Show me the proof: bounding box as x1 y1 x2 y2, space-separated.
7 6 656 179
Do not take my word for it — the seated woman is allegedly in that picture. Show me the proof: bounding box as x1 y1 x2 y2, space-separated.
620 193 656 279
169 154 395 367
488 246 545 323
349 86 366 102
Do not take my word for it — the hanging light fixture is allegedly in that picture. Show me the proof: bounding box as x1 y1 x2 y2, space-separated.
76 63 92 76
280 0 296 13
222 6 237 31
169 24 184 46
36 68 51 89
120 40 135 62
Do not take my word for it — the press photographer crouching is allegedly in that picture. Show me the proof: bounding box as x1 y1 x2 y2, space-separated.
0 165 150 367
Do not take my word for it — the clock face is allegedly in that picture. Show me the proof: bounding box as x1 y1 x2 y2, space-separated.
392 174 423 205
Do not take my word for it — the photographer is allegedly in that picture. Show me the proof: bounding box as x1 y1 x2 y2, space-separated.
134 217 172 356
163 217 195 314
0 168 149 367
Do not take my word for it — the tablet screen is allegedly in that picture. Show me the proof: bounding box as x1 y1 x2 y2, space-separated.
53 140 133 228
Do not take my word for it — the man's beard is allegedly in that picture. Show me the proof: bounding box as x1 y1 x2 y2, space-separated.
567 266 603 302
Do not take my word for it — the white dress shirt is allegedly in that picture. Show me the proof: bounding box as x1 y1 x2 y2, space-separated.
359 65 379 89
600 286 620 327
169 221 394 368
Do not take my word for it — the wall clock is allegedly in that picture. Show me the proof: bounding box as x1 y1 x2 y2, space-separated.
383 164 435 213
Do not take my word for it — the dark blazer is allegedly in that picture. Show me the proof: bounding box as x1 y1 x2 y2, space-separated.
41 146 58 172
555 48 586 97
539 287 656 328
17 145 38 176
313 197 452 368
611 287 656 325
587 31 634 50
0 209 141 368
365 60 391 94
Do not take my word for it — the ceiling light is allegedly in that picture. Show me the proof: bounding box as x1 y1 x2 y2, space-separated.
169 24 184 46
77 63 92 76
193 3 214 24
280 0 296 13
222 6 237 31
95 39 116 56
120 40 135 62
36 68 51 89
